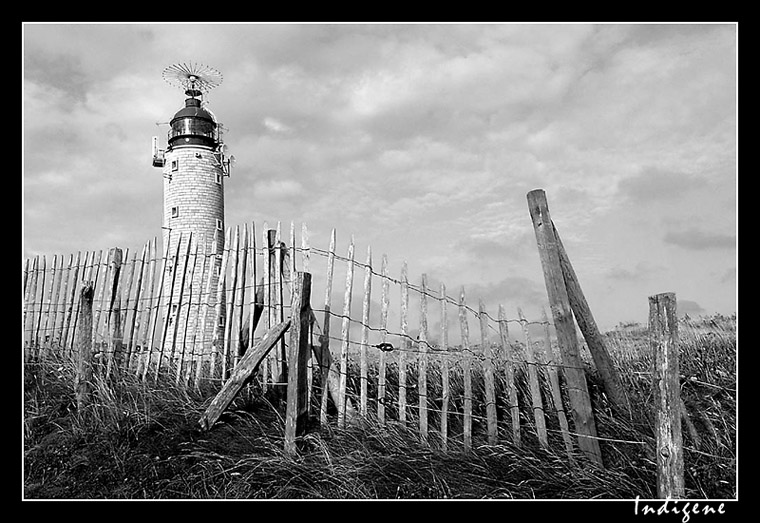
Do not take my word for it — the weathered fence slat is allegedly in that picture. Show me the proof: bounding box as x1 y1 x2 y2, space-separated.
106 248 124 379
235 227 248 369
527 189 602 465
63 251 82 357
337 236 355 429
234 225 248 371
541 307 574 461
359 246 372 418
399 261 409 425
440 283 450 451
56 255 73 350
157 235 183 379
223 227 240 380
458 287 473 453
165 238 189 375
120 249 137 352
145 234 170 381
274 224 285 387
41 254 57 358
199 320 291 431
247 223 258 374
261 224 271 390
24 256 39 356
418 274 430 442
300 224 313 410
498 304 520 446
479 299 498 445
172 236 195 383
49 255 64 354
195 233 217 388
319 228 337 426
210 228 231 381
377 254 390 426
34 255 47 358
649 292 684 499
139 238 160 380
519 307 548 448
284 272 312 455
126 243 148 371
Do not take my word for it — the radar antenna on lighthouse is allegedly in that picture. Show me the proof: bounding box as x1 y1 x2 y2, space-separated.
162 62 224 97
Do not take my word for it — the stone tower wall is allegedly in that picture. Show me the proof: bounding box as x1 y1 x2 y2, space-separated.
161 145 225 366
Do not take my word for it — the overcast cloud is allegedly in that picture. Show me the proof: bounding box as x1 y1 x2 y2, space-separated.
22 23 737 330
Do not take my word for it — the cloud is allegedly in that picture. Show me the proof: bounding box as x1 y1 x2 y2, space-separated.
253 179 304 199
617 166 705 204
605 262 665 282
720 267 736 284
664 228 736 251
263 117 292 134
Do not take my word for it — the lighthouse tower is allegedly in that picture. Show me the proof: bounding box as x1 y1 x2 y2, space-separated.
152 63 231 364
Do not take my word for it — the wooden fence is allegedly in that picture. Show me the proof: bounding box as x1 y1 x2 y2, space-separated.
25 190 691 480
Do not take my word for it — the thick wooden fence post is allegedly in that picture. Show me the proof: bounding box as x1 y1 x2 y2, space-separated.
649 292 684 499
75 282 95 413
285 272 312 455
527 189 603 465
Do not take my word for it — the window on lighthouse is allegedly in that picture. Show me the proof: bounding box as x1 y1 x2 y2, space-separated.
171 206 180 218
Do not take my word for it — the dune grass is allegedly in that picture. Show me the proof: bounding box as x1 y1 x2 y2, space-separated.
23 315 736 499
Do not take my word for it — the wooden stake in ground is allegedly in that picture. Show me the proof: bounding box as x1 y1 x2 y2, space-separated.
75 282 95 413
527 189 602 465
649 292 684 499
284 272 312 455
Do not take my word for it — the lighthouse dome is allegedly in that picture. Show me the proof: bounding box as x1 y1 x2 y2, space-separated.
168 97 218 148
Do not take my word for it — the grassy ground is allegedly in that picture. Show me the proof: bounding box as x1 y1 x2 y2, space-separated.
22 315 736 500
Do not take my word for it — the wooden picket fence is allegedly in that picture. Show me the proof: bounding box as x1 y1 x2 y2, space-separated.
27 189 687 480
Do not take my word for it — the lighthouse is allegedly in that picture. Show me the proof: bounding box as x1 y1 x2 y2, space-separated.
152 63 231 368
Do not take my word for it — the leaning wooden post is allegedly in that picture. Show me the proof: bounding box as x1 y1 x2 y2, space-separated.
75 282 95 414
284 272 312 455
527 189 602 465
553 221 630 416
199 320 291 431
649 292 684 499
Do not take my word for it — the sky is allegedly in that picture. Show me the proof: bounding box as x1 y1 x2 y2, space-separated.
22 23 737 332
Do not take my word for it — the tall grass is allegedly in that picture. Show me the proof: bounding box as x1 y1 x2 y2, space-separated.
23 315 736 499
